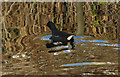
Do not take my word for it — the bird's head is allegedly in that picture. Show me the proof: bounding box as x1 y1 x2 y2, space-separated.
45 24 47 26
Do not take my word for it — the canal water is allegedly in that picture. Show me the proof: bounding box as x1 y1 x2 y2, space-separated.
2 35 119 75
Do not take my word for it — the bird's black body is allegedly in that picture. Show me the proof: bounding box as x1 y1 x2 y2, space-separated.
46 21 75 49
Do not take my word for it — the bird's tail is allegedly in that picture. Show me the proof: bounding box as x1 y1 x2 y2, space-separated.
67 35 74 40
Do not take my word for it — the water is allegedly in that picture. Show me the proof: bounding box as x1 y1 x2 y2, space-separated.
79 40 91 42
42 35 52 40
74 36 84 39
42 35 84 40
93 43 120 47
3 35 118 75
42 35 120 55
62 63 94 66
61 62 116 67
63 50 70 53
57 46 68 49
42 35 120 48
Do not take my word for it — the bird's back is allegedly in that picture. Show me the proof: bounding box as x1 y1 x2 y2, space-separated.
46 21 74 43
51 30 73 43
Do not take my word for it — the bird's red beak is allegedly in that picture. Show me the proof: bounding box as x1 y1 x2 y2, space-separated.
44 24 47 32
45 24 47 26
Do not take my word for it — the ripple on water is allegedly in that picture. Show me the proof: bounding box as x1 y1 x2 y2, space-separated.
42 35 51 40
93 43 120 47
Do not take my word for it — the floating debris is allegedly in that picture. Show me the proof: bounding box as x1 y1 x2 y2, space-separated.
21 54 26 58
12 55 19 59
61 68 74 71
12 53 30 59
61 62 116 67
4 60 9 64
54 53 59 55
53 50 71 55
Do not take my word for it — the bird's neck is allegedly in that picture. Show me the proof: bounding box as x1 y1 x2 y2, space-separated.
51 28 58 33
49 26 58 32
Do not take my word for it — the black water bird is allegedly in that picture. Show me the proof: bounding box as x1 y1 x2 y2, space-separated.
45 21 75 49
